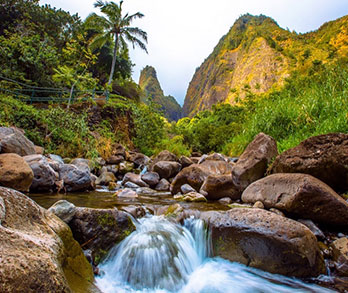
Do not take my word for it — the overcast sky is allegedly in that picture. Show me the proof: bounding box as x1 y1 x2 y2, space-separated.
40 0 348 105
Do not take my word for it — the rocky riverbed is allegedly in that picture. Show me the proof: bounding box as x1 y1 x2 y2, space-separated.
1 126 348 292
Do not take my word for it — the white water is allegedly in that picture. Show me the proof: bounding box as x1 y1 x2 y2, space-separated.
96 215 333 293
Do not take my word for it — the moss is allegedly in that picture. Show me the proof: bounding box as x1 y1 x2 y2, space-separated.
97 213 116 228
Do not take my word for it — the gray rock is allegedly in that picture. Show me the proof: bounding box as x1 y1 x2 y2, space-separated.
253 201 264 209
48 154 64 165
95 172 116 186
124 182 140 189
298 219 325 240
200 174 240 200
141 172 160 187
155 178 170 191
179 156 193 168
0 197 5 224
48 200 76 223
181 184 196 194
106 155 124 165
121 205 146 218
122 173 149 187
0 127 36 156
153 161 182 179
218 197 232 204
59 164 93 192
115 188 138 198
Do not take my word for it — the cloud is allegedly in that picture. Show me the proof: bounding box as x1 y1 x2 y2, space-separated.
40 0 348 105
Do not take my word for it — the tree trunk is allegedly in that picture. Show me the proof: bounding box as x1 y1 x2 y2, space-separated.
108 33 119 86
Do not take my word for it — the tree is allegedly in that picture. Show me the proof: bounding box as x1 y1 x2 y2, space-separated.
86 0 147 86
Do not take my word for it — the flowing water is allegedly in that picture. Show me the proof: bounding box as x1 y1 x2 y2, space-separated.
95 215 334 293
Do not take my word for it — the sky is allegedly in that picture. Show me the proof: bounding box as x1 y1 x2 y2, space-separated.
40 0 348 105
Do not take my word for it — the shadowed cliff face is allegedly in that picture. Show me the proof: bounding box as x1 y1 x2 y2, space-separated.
139 66 183 121
183 14 348 117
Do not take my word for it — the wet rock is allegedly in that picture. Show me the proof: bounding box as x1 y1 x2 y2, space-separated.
114 188 138 198
106 155 124 165
253 201 264 209
122 172 149 187
108 182 119 190
0 187 94 292
155 178 170 191
24 155 58 192
0 153 33 192
121 205 146 218
198 153 226 164
174 191 207 202
0 127 36 156
136 187 157 195
153 161 182 179
69 207 135 265
241 173 348 226
48 154 65 165
59 164 93 192
48 200 77 223
119 162 135 174
181 184 196 194
95 172 116 186
218 197 232 205
141 172 160 187
200 174 240 200
179 156 193 168
128 152 150 167
270 133 348 192
330 237 348 276
298 219 325 240
200 208 325 277
156 203 183 217
125 181 140 189
232 133 278 192
171 161 233 195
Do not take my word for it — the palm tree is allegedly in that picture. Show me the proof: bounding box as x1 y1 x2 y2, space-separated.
86 0 147 86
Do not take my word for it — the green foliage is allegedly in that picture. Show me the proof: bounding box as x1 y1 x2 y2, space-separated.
154 135 191 157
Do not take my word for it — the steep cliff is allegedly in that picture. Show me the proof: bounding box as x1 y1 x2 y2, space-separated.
139 66 182 121
183 14 348 117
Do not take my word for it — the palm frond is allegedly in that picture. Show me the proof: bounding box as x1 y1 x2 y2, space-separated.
123 27 147 42
85 13 112 31
89 31 112 51
124 31 148 53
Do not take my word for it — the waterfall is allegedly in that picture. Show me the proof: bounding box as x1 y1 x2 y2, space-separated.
96 215 333 293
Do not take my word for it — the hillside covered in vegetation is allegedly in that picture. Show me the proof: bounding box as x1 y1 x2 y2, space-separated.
183 14 348 117
139 66 182 121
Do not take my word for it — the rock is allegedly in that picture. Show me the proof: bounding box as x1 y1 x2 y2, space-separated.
181 184 196 194
119 162 134 174
298 219 325 240
95 157 106 166
69 207 135 265
48 200 77 223
121 205 146 218
63 157 71 164
128 152 151 167
124 182 140 189
270 133 348 192
103 164 119 176
155 178 170 191
218 197 232 204
156 203 183 217
241 173 348 226
112 143 126 158
106 155 124 165
153 161 182 179
174 191 207 202
48 154 65 165
59 164 93 192
141 172 160 187
0 197 5 224
269 208 285 217
122 172 149 187
190 157 200 164
0 127 36 156
71 158 91 173
34 145 44 155
198 153 226 164
200 208 325 277
95 172 116 186
179 156 193 168
114 188 138 198
330 237 348 276
0 187 94 292
253 201 264 209
136 187 156 195
24 154 59 192
108 182 119 190
152 150 178 164
232 133 278 191
200 174 240 200
228 203 252 209
0 153 33 192
171 161 233 195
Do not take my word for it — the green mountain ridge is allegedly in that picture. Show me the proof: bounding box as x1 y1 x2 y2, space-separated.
183 13 348 117
139 66 183 121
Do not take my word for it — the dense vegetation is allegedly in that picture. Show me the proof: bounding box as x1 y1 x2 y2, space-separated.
173 62 348 155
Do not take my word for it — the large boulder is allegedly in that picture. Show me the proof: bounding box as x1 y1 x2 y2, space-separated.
200 174 240 200
59 164 93 192
48 200 77 223
232 133 278 191
270 133 348 192
179 156 193 168
0 127 36 156
24 155 59 192
141 172 160 187
0 187 94 292
69 207 135 265
242 173 348 226
128 152 151 167
0 153 33 192
122 172 149 187
152 150 178 164
153 161 182 179
200 208 325 277
170 160 233 195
